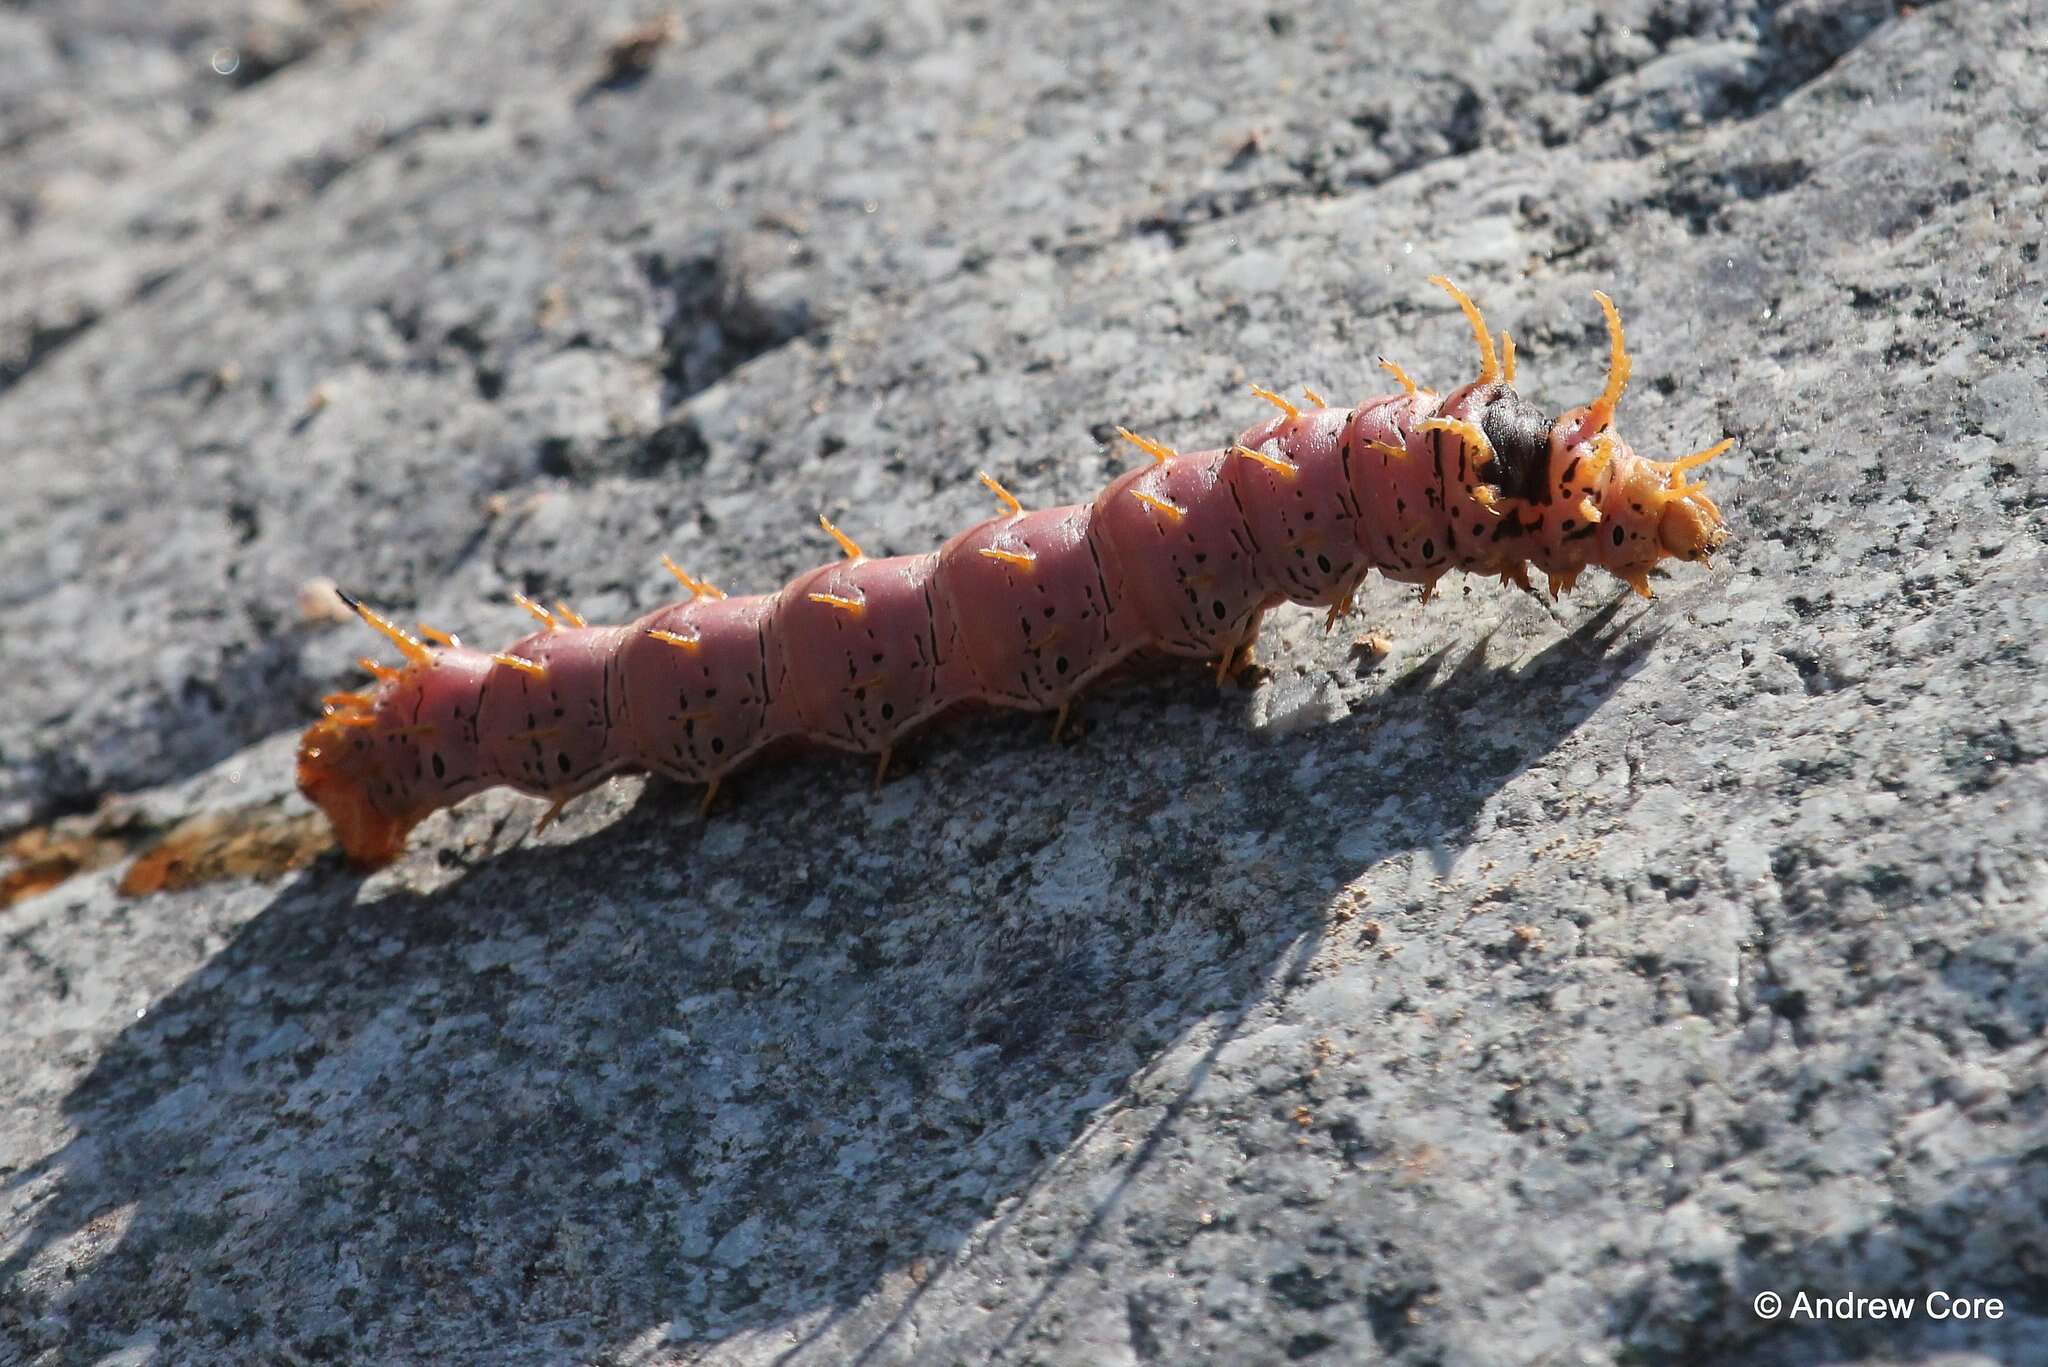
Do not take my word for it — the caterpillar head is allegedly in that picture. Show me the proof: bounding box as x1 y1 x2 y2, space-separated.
1555 427 1732 595
1546 291 1732 596
1425 276 1734 597
1651 467 1729 563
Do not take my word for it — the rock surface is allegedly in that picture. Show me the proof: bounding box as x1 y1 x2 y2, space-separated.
4 1 2045 1363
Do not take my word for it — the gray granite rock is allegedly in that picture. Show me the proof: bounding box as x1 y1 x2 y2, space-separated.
4 1 2044 1363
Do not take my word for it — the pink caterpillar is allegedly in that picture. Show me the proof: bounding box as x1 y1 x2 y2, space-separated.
300 280 1732 867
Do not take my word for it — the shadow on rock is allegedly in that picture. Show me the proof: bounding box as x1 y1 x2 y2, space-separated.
12 602 1675 1362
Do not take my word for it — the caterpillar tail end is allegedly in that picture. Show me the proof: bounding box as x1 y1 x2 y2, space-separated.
297 714 422 868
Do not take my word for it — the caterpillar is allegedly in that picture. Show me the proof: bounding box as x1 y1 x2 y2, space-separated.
299 279 1732 867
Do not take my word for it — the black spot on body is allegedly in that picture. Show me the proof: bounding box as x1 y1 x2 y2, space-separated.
1613 524 1626 546
1491 512 1535 543
432 753 446 780
557 752 572 773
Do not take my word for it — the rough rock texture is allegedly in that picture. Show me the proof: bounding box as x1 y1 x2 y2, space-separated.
4 0 2045 1363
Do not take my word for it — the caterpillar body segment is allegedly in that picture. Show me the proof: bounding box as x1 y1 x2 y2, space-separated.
1095 450 1267 659
621 594 783 781
300 283 1732 867
936 505 1132 710
781 551 944 753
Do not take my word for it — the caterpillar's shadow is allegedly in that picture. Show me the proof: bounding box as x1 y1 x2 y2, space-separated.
6 598 1852 1364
